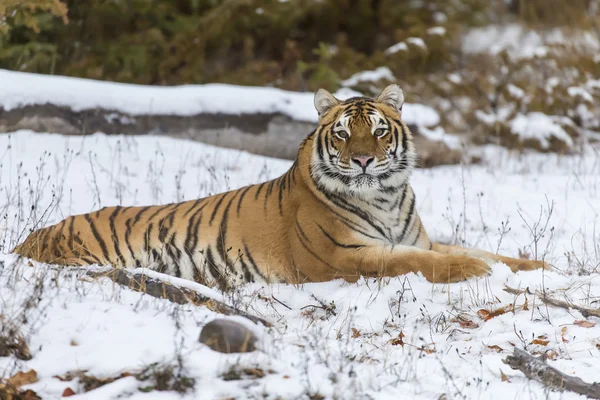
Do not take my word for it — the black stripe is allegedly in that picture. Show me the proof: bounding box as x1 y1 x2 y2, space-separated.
277 175 286 216
205 246 228 290
395 185 409 225
295 227 342 274
209 192 228 226
143 223 154 252
324 190 388 239
317 224 364 249
239 254 254 283
254 182 266 200
84 213 112 264
124 219 137 261
80 256 96 265
132 206 152 226
158 205 179 243
295 221 311 244
400 123 408 154
398 193 416 243
264 179 276 212
71 231 102 262
147 204 175 224
183 200 212 259
242 242 268 282
108 206 127 266
216 191 240 277
183 198 205 217
315 195 380 240
165 233 181 277
236 185 253 217
410 223 422 246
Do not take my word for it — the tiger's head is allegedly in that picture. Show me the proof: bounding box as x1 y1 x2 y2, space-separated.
310 84 416 198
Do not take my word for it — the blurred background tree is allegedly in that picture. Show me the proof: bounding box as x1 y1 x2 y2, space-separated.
1 0 598 150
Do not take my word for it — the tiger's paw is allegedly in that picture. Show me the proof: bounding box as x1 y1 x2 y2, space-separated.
503 258 550 273
423 255 491 283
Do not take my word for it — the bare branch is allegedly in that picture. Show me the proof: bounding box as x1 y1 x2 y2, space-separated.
86 268 271 326
503 348 600 398
504 285 600 318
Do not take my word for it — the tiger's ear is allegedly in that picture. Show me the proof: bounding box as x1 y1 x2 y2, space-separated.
377 84 405 116
314 88 340 118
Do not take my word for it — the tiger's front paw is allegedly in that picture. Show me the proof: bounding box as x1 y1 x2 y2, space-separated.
423 255 491 283
504 258 550 272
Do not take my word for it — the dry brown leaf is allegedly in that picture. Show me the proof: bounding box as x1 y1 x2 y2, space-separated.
8 370 39 387
478 305 514 321
574 320 596 328
417 345 436 354
390 331 405 346
62 387 76 397
351 328 361 338
22 389 41 400
457 317 479 329
531 339 549 346
500 369 511 382
522 296 529 311
487 345 504 353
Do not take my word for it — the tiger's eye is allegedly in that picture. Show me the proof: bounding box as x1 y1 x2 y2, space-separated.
374 128 387 138
335 130 349 140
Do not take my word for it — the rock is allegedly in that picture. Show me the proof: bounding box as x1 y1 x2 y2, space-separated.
412 134 464 167
0 104 465 167
199 319 257 353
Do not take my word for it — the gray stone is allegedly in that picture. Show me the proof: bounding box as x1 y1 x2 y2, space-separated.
199 319 257 353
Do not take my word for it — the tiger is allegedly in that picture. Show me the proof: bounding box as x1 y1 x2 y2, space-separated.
13 84 547 289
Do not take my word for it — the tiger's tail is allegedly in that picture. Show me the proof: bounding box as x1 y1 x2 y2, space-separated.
13 215 98 266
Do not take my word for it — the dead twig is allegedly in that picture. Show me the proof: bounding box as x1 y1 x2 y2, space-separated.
86 268 271 326
504 285 600 318
503 348 600 399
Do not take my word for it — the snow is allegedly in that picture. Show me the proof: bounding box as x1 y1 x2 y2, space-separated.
385 38 427 55
406 37 427 50
510 112 574 149
384 42 409 55
340 67 396 87
0 69 440 128
568 86 594 103
507 84 526 100
462 24 600 60
0 130 599 399
427 27 446 36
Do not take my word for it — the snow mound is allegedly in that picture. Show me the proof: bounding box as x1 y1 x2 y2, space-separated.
0 69 440 128
510 112 574 149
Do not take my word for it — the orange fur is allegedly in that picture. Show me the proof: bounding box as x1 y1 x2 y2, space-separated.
13 85 547 288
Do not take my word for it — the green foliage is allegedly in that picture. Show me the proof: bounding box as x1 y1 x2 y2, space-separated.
0 0 489 87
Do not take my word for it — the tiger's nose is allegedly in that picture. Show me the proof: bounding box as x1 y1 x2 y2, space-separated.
352 156 375 170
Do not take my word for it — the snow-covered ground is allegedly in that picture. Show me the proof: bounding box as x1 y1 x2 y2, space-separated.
0 130 599 399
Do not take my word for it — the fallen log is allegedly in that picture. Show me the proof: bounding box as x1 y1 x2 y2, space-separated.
86 268 271 327
503 348 600 398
